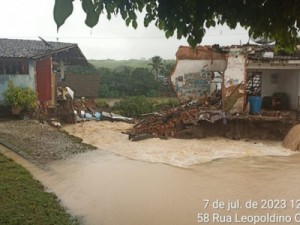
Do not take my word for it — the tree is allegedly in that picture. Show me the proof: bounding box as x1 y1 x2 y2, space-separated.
54 0 300 52
97 65 168 97
160 63 175 79
148 56 164 80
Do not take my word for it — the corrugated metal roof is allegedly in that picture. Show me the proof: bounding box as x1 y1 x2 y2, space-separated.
0 38 77 58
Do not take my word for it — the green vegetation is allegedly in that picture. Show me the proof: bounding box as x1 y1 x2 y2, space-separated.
152 98 180 111
95 99 110 109
0 154 80 225
111 96 180 117
3 80 37 110
112 96 154 117
89 59 175 70
148 56 164 80
55 0 300 52
64 64 98 74
65 59 179 117
98 67 170 97
66 59 176 98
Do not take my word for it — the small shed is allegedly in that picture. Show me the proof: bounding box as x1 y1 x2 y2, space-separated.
0 38 88 108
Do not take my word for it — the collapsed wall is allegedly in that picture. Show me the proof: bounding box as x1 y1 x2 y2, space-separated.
128 44 298 141
170 46 227 102
170 45 247 114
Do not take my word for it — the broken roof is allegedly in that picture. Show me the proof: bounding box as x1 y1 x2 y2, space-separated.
176 44 300 61
0 38 88 65
246 45 300 61
176 45 225 60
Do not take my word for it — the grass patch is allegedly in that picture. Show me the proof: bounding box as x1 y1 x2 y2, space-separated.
112 96 154 117
0 154 81 225
110 96 180 118
152 98 180 111
99 97 179 108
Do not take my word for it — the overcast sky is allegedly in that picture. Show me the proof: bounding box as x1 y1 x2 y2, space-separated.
1 0 250 60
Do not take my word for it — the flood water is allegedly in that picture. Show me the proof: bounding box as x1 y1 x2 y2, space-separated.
2 121 300 225
37 151 300 225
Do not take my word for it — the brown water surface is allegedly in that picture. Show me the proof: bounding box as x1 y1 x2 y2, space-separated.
44 151 300 225
2 121 300 225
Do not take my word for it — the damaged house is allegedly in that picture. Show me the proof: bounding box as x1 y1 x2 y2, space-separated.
0 38 88 115
129 45 300 141
171 45 300 117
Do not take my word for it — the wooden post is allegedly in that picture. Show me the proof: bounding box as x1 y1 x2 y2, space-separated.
221 72 225 111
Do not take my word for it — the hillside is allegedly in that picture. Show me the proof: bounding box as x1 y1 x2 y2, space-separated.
89 59 176 69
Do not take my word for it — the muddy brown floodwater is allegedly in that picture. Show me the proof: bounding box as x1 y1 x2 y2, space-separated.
63 121 293 167
3 121 300 225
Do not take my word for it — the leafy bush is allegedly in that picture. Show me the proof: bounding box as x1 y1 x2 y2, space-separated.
98 66 174 98
153 98 180 111
112 96 154 117
3 80 37 110
95 99 110 109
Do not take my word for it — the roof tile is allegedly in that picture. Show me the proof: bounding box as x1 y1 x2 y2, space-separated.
0 38 76 58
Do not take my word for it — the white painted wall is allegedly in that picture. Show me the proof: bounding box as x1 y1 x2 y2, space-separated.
280 70 299 110
0 60 36 104
171 59 227 101
224 54 245 85
171 60 227 82
223 51 246 112
260 70 280 97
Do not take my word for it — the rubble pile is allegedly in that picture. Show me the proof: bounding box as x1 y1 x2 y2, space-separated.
56 98 133 124
56 98 101 124
128 90 223 140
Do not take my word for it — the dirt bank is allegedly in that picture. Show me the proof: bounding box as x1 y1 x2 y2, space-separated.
282 124 300 151
0 120 96 164
176 119 296 140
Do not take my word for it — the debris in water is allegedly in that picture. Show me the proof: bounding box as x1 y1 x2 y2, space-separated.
127 90 223 140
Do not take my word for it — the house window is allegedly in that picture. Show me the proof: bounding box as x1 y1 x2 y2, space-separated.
0 61 29 75
247 72 262 96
